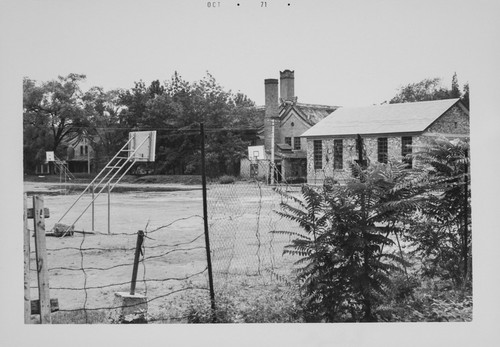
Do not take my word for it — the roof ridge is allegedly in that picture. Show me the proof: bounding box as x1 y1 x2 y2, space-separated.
350 98 460 109
295 102 339 109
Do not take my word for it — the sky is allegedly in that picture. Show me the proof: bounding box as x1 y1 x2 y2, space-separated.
0 0 490 107
1 1 500 346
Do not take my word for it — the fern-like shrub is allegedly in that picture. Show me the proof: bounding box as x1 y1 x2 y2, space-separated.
274 162 420 322
404 137 471 288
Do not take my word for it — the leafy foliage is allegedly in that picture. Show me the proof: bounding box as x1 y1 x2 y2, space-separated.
23 72 261 176
274 162 420 322
23 74 89 171
171 282 304 323
389 73 469 109
380 277 472 322
117 72 261 176
404 137 471 288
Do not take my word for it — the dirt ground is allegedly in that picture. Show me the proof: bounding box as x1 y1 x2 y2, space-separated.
24 180 301 322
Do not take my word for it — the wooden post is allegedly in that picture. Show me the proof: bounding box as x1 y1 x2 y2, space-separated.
130 230 144 296
23 194 31 324
33 196 52 324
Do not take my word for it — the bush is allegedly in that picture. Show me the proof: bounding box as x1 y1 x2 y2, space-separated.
218 175 236 184
170 281 304 323
274 162 419 322
285 176 307 184
406 137 471 288
379 279 472 322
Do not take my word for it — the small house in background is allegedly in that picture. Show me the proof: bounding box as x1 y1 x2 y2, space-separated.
65 136 95 173
301 98 470 184
240 70 339 182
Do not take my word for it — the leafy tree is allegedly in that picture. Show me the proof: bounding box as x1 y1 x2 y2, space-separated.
117 72 261 176
450 72 461 98
389 74 469 105
23 74 89 172
390 78 451 104
118 80 149 129
274 162 419 322
461 83 470 109
82 87 126 170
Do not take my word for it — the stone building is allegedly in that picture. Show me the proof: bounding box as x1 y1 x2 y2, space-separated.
301 98 469 184
240 70 338 182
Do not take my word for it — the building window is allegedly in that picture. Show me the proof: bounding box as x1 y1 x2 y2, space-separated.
313 140 323 170
401 136 412 168
294 137 301 150
85 145 88 155
80 146 84 156
285 137 292 146
378 137 388 163
333 139 343 170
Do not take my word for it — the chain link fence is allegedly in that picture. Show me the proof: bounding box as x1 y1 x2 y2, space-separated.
207 160 304 291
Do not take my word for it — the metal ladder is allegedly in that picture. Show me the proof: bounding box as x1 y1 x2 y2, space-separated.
52 133 153 236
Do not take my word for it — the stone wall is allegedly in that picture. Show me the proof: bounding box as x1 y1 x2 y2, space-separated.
425 104 469 135
306 135 422 184
305 102 469 184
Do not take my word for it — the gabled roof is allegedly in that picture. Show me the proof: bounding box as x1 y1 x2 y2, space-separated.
281 102 339 126
301 98 461 137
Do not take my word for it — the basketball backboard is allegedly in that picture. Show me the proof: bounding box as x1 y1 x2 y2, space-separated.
248 145 265 161
128 131 156 162
46 151 55 162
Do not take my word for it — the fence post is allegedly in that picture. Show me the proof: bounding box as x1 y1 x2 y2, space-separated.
130 230 144 296
33 195 52 324
200 123 216 320
23 194 31 324
111 229 147 323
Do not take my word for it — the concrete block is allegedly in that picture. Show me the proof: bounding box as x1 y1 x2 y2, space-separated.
109 292 148 323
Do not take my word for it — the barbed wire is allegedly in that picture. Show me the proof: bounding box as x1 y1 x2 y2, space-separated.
45 269 207 291
55 286 209 313
27 210 211 324
26 157 303 323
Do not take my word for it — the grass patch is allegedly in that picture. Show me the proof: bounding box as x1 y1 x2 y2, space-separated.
31 309 109 324
218 175 236 184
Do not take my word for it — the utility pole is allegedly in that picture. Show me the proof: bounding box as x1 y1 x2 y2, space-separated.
270 119 275 185
87 139 91 174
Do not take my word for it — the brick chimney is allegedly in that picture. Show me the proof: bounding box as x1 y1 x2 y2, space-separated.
280 70 295 102
264 78 279 151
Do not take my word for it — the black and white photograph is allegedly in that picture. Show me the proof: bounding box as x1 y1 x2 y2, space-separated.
1 0 499 346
